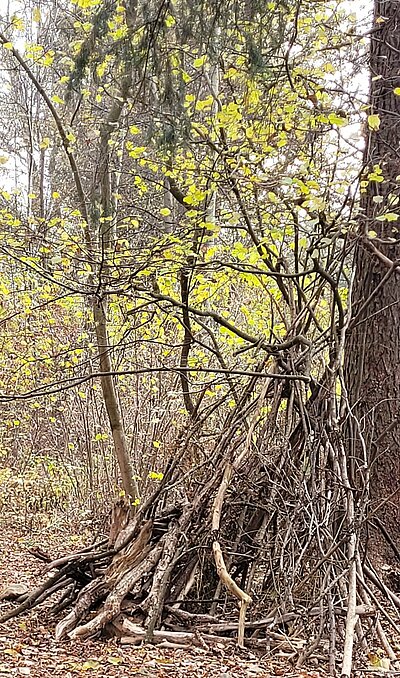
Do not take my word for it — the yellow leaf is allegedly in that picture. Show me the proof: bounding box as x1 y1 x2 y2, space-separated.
33 7 42 23
165 14 176 28
183 185 206 205
367 114 380 131
160 207 171 216
81 660 100 670
376 212 398 222
42 51 54 66
107 656 123 665
51 95 64 105
127 145 146 159
193 55 207 68
3 648 20 657
96 60 108 77
2 42 13 50
148 471 164 480
0 155 9 164
72 0 101 7
224 67 238 79
195 95 213 111
328 112 348 126
394 88 400 96
11 15 25 30
367 652 384 667
40 137 51 150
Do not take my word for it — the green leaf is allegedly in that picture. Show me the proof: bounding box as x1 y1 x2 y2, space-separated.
328 112 348 126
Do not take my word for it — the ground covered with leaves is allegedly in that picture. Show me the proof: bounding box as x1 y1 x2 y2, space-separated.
0 517 330 678
0 515 396 678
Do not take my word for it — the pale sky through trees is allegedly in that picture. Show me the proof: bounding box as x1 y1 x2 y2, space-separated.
0 0 371 202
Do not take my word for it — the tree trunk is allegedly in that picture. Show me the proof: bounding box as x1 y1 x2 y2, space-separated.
93 297 139 502
345 0 400 543
91 79 139 503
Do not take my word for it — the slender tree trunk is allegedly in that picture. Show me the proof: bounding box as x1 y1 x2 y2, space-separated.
91 81 139 503
345 0 400 541
93 297 139 502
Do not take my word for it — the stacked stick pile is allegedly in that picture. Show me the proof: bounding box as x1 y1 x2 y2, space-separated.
1 368 399 678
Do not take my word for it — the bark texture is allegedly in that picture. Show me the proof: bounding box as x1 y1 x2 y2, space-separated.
345 1 400 540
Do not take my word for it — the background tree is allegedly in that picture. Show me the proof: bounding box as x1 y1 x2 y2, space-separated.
0 0 358 510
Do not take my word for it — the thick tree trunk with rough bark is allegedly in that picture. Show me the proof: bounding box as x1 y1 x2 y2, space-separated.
345 1 400 542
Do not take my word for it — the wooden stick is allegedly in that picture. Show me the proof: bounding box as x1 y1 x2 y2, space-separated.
212 462 252 647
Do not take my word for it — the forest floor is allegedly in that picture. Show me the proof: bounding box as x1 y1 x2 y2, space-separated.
0 513 392 677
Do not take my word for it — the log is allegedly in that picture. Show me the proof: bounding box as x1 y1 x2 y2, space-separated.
142 522 181 641
55 578 108 641
0 566 70 623
121 619 307 652
109 499 131 547
121 619 234 647
67 543 163 640
0 584 29 601
181 605 376 635
106 520 153 586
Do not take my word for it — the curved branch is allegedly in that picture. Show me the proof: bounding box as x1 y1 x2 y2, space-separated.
132 285 311 354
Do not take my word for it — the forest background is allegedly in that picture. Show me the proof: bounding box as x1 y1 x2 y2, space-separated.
0 1 400 676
